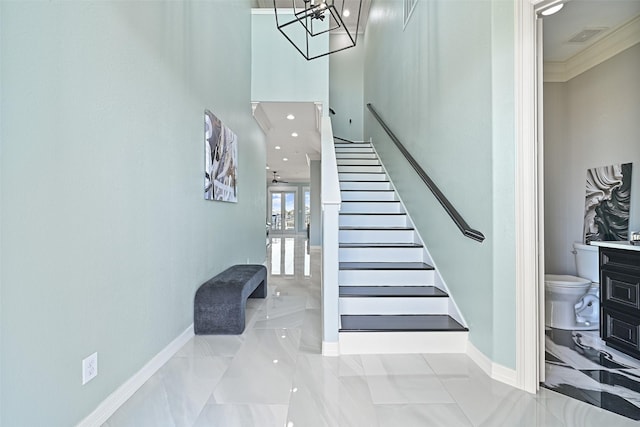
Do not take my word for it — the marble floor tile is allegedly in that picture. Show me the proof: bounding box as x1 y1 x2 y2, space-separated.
211 329 300 404
361 354 435 376
367 375 454 404
159 357 231 427
422 353 486 378
174 335 245 358
105 236 640 426
539 387 640 427
193 404 288 427
252 295 307 329
441 373 550 426
375 403 473 427
543 327 640 421
298 309 322 354
103 374 175 427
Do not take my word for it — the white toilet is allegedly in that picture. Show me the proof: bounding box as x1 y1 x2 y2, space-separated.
545 242 599 330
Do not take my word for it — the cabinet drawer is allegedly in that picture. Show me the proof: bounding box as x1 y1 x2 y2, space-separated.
602 308 640 357
601 270 640 311
600 248 640 274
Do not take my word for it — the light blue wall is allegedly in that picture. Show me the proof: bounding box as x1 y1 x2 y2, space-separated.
490 0 516 368
0 1 265 425
251 10 329 111
363 0 515 367
329 34 365 141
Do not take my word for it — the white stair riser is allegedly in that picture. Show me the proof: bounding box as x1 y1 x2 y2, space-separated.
340 191 396 201
335 153 378 159
341 202 403 214
339 247 423 263
339 331 468 354
339 229 415 244
340 181 392 191
338 165 384 173
335 143 372 148
339 173 387 181
339 297 449 315
335 147 374 153
339 269 435 286
339 214 407 227
337 159 380 166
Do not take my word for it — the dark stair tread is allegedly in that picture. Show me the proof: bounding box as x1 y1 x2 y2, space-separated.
340 226 414 230
340 262 434 270
339 286 448 298
339 180 391 183
339 212 406 216
340 315 468 332
342 200 400 203
339 243 423 248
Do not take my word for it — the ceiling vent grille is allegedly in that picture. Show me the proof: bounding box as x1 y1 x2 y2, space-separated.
567 28 608 44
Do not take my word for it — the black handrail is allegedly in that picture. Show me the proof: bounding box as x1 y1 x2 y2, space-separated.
334 136 358 143
367 104 485 243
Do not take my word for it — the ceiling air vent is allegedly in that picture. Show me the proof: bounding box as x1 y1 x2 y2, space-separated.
567 28 608 44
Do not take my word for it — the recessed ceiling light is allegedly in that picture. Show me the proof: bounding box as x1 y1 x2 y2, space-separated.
343 9 350 17
291 132 298 137
286 114 295 120
275 146 281 150
540 3 563 16
283 157 288 161
266 166 270 170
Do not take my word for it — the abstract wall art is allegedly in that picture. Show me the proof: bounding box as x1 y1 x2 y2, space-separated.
204 110 238 202
583 162 632 243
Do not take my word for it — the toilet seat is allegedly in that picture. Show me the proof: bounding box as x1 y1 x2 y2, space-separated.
545 274 591 288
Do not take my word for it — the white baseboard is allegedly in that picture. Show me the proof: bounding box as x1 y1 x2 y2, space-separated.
76 324 194 427
466 341 518 388
322 340 340 356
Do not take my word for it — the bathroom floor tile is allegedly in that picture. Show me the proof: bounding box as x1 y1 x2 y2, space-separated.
543 327 640 421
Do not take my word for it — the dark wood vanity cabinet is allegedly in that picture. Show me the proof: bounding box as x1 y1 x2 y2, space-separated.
599 247 640 359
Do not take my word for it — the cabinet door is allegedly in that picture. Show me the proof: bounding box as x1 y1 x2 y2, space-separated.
602 308 640 358
601 270 640 312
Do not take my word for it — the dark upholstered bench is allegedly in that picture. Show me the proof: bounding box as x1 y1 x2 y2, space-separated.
194 264 267 335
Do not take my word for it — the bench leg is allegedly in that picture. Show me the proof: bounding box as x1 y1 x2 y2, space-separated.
249 279 267 299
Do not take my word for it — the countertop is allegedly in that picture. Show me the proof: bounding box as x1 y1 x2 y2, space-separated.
590 240 640 252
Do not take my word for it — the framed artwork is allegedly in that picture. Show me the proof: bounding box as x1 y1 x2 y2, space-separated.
584 162 632 243
204 110 238 202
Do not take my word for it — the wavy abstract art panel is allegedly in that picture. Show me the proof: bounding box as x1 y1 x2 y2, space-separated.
204 110 238 202
583 163 632 243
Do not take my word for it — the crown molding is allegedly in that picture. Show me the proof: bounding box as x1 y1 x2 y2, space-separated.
544 14 640 82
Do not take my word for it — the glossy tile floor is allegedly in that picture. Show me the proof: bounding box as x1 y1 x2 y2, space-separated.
543 327 640 421
104 235 637 426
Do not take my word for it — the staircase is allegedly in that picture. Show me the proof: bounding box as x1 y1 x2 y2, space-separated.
335 140 469 354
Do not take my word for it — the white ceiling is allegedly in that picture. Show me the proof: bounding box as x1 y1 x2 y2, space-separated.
543 0 640 62
254 102 321 184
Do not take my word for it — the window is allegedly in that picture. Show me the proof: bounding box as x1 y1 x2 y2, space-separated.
404 0 417 28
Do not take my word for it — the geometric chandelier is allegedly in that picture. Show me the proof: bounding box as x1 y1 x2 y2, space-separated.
273 0 363 60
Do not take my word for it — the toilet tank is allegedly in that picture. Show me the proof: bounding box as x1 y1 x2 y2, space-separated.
573 242 599 283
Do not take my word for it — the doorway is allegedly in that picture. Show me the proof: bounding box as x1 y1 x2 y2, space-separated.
270 190 297 233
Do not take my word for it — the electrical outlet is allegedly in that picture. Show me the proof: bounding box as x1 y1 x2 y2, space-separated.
82 352 98 385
